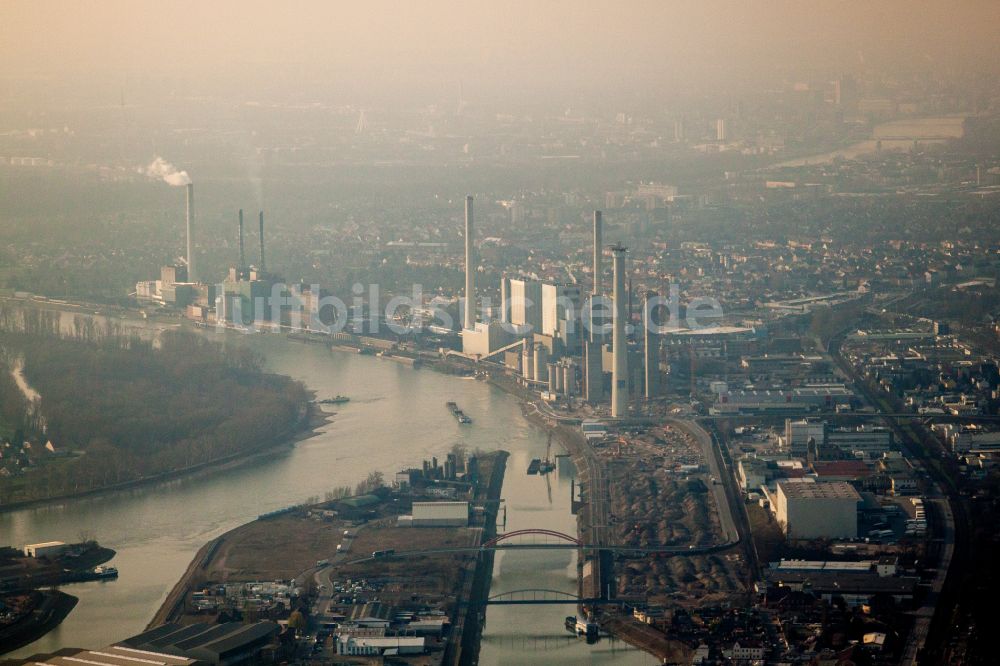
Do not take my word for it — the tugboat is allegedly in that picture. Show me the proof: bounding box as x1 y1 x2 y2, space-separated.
318 395 350 405
92 565 118 579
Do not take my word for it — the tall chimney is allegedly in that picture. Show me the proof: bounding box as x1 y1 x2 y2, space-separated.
238 209 246 273
258 211 266 273
611 245 628 418
185 183 196 283
464 196 475 330
644 291 659 399
592 211 603 295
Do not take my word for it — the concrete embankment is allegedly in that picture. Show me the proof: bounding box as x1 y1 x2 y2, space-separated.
450 450 508 666
147 535 225 628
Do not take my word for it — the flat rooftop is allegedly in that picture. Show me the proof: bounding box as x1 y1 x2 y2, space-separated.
778 480 861 500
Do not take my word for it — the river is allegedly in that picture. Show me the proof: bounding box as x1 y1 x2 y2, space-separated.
1 322 653 663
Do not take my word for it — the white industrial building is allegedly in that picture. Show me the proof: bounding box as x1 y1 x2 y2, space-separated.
505 277 543 333
461 321 514 358
712 387 853 415
783 418 826 456
772 481 860 539
541 282 581 346
951 429 1000 454
334 635 425 656
409 501 469 527
826 425 893 458
23 541 67 558
781 420 893 458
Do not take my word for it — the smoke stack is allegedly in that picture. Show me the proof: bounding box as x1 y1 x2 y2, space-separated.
644 291 659 399
185 183 196 283
611 245 628 417
258 211 266 273
238 209 246 273
464 196 475 330
592 211 603 295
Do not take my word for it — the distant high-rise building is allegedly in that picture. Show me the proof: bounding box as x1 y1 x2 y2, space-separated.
716 118 726 142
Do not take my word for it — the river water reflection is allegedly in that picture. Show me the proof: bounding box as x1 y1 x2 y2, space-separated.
2 325 651 662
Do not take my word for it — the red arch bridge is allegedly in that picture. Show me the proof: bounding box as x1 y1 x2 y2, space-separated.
344 530 737 565
460 588 624 606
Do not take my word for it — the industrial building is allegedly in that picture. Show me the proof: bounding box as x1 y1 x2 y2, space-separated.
119 621 280 664
712 386 853 415
11 622 281 665
406 501 469 527
5 646 198 666
783 418 826 456
334 634 425 656
23 541 66 558
763 568 918 607
504 277 543 333
771 480 860 540
782 419 893 458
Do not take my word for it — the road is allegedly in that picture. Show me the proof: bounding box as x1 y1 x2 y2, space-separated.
669 419 740 545
309 528 366 626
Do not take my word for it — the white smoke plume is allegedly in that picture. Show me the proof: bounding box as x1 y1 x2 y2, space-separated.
145 156 191 186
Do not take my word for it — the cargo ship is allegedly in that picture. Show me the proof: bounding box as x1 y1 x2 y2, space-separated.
318 395 350 405
445 401 472 424
91 565 118 579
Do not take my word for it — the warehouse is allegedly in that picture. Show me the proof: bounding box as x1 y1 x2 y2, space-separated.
772 481 860 540
407 501 469 527
23 541 67 558
712 387 853 414
334 634 425 656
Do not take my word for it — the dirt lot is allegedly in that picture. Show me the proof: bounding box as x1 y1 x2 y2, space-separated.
600 425 749 606
200 514 348 582
333 523 482 609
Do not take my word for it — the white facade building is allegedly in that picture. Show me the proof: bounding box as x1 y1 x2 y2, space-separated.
773 481 860 539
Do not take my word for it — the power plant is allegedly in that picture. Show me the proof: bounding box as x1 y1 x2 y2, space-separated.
138 191 667 415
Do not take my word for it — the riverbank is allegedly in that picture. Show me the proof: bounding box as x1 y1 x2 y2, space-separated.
0 590 78 656
0 396 325 515
150 450 509 663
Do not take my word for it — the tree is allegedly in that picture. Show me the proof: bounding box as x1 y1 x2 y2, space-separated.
355 470 385 495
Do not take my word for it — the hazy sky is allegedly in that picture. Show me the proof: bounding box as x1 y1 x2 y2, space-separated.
3 1 999 102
